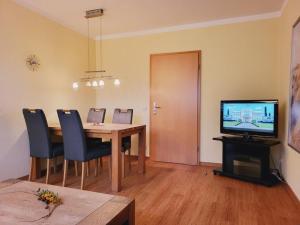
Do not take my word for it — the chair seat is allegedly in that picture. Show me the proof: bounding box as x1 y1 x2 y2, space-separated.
101 138 131 152
51 143 64 158
87 138 103 146
86 142 111 161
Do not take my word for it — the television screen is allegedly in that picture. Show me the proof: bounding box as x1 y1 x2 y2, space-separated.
221 100 278 137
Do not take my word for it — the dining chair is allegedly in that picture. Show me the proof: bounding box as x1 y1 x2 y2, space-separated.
112 108 133 178
87 108 106 171
57 109 111 190
87 108 106 124
23 109 64 184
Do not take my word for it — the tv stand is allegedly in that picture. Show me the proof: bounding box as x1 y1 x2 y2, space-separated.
213 136 280 186
241 134 254 141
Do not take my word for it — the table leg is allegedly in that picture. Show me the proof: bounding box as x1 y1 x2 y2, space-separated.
138 126 146 174
128 199 135 225
112 130 122 192
31 157 41 180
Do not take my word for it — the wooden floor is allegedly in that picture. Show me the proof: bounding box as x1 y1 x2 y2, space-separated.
33 158 300 225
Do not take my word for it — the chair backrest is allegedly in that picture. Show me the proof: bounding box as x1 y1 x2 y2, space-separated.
112 109 133 124
22 109 52 158
87 108 106 123
57 110 87 161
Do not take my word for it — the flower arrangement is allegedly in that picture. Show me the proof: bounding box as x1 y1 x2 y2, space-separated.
21 188 64 222
36 188 62 209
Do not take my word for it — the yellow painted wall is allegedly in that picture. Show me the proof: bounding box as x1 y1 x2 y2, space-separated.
0 0 95 180
96 19 280 164
278 0 300 199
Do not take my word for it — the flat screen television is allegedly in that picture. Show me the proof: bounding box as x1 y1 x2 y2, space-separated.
220 100 278 138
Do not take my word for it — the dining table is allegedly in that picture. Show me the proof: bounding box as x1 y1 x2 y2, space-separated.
31 123 146 192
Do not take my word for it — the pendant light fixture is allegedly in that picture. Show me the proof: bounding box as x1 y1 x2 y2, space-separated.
72 9 120 89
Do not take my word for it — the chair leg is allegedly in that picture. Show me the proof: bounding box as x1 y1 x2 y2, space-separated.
74 161 78 176
46 159 50 184
28 157 33 181
86 161 90 176
108 156 112 180
94 159 98 177
97 158 101 174
128 148 132 171
81 162 86 190
62 160 68 187
99 157 103 169
53 157 57 173
122 152 125 178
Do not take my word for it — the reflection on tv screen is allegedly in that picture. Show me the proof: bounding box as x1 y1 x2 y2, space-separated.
223 103 275 133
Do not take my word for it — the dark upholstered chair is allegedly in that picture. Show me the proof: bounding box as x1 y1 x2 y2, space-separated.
23 109 63 184
87 108 106 124
112 108 133 177
87 108 106 169
57 109 111 190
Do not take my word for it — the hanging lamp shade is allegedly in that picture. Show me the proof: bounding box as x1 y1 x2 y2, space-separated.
72 8 120 89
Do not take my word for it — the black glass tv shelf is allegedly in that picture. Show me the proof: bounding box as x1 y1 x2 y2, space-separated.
213 136 280 186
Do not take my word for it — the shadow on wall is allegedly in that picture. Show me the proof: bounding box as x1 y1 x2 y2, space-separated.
271 101 286 177
0 130 29 180
0 110 30 181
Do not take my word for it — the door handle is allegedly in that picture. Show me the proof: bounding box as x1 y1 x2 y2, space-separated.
153 102 162 109
153 102 162 114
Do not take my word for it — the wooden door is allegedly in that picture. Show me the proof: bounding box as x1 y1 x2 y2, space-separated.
150 51 200 165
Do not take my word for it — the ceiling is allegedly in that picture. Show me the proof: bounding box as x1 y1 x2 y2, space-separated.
14 0 285 38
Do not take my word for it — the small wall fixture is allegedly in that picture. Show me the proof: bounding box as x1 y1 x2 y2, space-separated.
26 54 40 71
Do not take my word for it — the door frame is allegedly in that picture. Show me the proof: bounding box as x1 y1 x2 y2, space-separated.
149 50 201 164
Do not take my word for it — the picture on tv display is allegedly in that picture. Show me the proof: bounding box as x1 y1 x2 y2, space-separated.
223 103 275 133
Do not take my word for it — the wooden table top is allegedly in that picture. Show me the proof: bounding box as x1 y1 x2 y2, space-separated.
0 180 134 225
49 123 146 134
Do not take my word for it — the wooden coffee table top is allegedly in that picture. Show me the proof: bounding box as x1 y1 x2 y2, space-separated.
0 180 134 225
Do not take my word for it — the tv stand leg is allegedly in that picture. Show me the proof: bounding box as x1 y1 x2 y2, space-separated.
213 169 221 175
260 149 270 179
